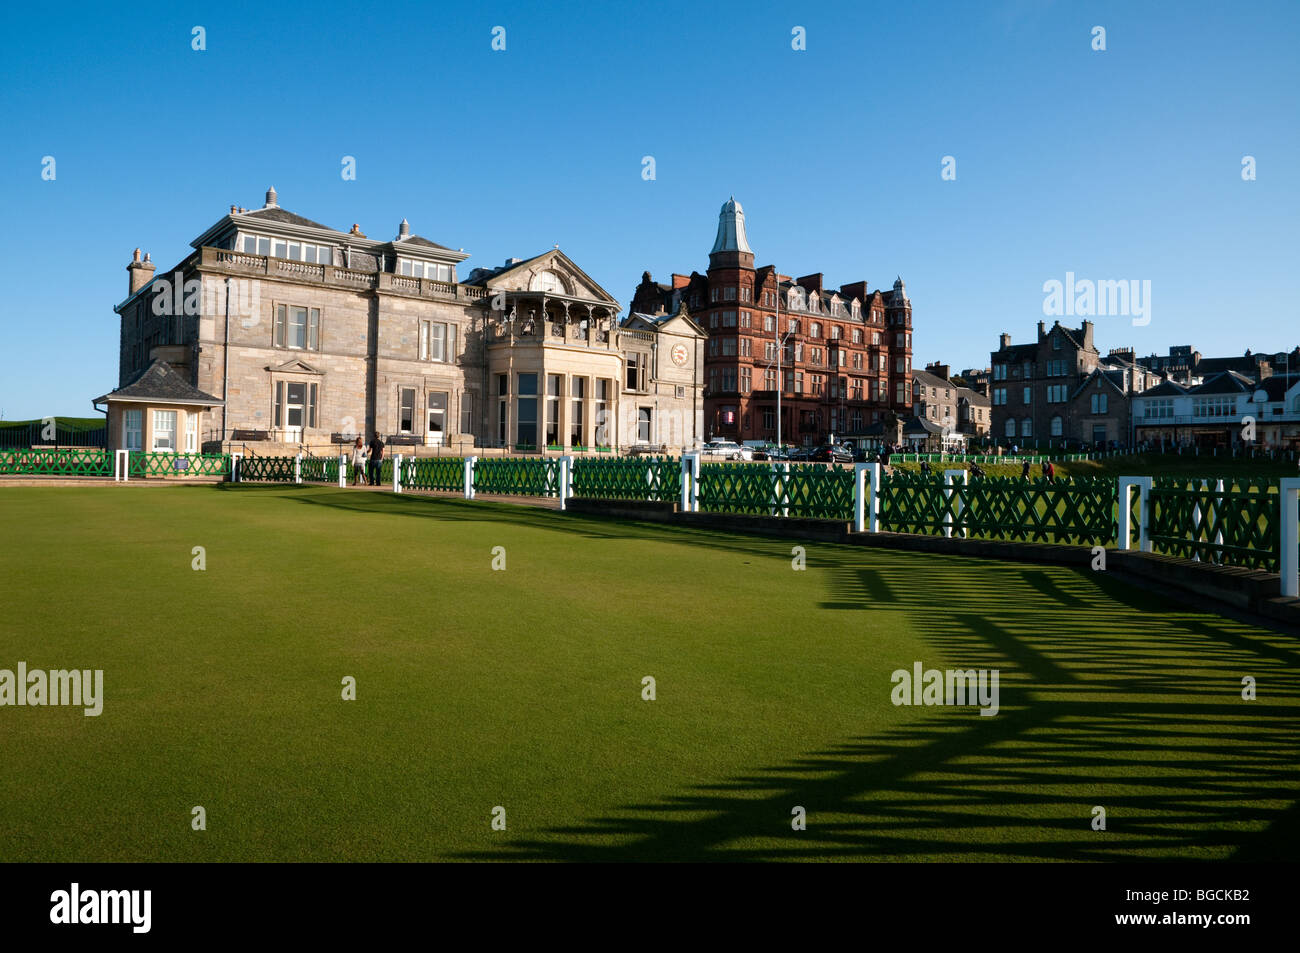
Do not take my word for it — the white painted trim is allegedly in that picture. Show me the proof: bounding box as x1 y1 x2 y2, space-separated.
464 456 477 500
558 455 574 510
338 454 347 488
1280 478 1299 599
393 454 403 493
294 452 302 484
681 453 700 513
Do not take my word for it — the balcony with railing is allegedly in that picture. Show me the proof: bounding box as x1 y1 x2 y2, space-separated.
200 246 489 304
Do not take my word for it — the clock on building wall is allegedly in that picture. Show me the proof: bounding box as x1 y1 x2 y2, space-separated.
670 342 689 367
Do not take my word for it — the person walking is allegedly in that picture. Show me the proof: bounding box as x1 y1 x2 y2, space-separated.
350 436 367 486
1044 459 1056 483
367 431 385 486
1021 459 1030 480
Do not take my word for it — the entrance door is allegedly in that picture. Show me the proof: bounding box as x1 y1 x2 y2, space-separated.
1092 425 1107 446
285 382 306 441
427 392 448 446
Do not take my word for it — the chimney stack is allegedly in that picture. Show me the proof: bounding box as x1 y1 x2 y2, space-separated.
999 332 1011 349
398 218 410 240
127 247 156 296
265 185 278 208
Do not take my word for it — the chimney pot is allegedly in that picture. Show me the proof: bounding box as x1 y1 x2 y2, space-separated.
265 185 278 207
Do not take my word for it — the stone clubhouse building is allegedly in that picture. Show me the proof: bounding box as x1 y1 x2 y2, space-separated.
106 188 705 455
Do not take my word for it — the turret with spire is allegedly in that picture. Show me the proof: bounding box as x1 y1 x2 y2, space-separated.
708 196 755 271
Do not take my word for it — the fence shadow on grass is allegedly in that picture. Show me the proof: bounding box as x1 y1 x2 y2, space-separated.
451 552 1299 862
220 486 1300 860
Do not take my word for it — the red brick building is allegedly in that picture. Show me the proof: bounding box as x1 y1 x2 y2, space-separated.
630 198 913 446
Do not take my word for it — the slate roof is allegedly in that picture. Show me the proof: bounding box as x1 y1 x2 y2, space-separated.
912 369 952 392
393 234 454 251
1256 375 1299 400
1139 379 1189 398
240 206 341 233
95 360 224 406
1191 370 1254 395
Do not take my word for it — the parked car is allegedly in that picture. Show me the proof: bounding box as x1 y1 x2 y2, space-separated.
809 444 854 464
787 446 814 462
700 439 753 461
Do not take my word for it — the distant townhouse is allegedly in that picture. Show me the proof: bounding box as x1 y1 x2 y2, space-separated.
989 320 1100 445
957 387 991 439
1068 364 1159 449
106 188 704 455
957 367 990 396
911 366 958 433
1133 371 1300 450
630 197 913 447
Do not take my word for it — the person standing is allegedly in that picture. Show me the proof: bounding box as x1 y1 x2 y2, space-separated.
367 431 385 486
1044 459 1056 483
1021 459 1030 480
351 436 367 486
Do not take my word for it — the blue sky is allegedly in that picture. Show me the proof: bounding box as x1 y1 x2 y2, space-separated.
2 0 1297 418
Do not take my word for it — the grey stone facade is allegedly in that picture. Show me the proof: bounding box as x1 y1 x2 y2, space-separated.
112 190 705 454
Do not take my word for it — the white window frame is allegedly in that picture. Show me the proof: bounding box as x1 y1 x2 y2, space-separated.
124 409 143 451
152 410 177 452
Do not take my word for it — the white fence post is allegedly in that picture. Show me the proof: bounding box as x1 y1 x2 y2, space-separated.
558 455 574 511
338 453 347 488
1138 477 1153 552
114 449 129 482
853 463 869 532
1280 478 1299 598
393 453 403 493
294 452 302 485
231 452 241 483
681 453 700 513
944 469 969 539
869 461 882 532
464 456 477 500
1118 476 1144 551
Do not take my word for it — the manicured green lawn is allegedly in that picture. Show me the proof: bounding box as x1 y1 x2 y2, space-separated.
0 484 1296 862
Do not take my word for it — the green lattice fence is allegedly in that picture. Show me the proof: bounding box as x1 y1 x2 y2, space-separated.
129 452 230 477
880 472 1119 544
300 456 340 483
1147 478 1283 571
473 457 559 497
570 457 680 501
0 448 112 476
697 463 853 519
237 456 297 482
778 465 855 519
405 457 465 491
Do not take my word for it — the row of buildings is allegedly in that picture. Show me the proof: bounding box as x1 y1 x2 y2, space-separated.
982 322 1300 450
94 188 1297 457
98 192 918 455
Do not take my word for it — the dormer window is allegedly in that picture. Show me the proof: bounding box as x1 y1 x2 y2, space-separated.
241 233 333 266
400 259 455 282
